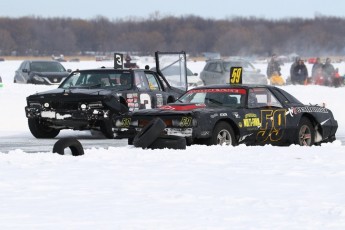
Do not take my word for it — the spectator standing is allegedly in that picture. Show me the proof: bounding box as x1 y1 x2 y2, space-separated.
266 54 281 78
290 57 300 79
322 57 335 86
291 59 308 85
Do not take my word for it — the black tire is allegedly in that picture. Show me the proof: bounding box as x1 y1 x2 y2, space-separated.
148 135 187 150
100 119 114 139
208 121 237 146
133 118 166 148
53 138 84 156
296 117 315 146
28 118 60 138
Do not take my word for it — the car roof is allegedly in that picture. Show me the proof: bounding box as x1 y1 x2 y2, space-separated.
191 84 273 90
24 60 61 63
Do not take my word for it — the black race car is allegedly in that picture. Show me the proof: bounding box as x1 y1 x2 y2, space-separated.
114 84 338 146
14 60 71 85
25 52 188 138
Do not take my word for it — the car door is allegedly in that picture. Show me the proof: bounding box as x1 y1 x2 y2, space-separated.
133 71 166 109
203 62 224 85
244 88 287 145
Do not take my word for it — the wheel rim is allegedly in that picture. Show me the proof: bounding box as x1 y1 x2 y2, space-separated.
299 125 312 146
217 129 232 145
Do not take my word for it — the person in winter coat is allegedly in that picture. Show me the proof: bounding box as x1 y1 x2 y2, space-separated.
311 57 323 82
291 59 308 85
322 57 335 86
266 54 281 78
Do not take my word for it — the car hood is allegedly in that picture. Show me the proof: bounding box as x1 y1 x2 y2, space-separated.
27 88 128 113
27 88 113 100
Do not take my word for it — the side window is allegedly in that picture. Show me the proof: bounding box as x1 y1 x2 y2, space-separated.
134 72 150 90
248 88 283 108
146 73 161 91
215 63 222 72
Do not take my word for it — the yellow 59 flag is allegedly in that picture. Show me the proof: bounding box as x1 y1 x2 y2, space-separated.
230 67 242 84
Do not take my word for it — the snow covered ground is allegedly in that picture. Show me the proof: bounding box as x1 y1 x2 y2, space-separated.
1 58 345 229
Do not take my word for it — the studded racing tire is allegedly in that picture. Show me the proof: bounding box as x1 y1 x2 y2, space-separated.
133 118 166 149
296 117 315 146
53 138 84 156
28 118 60 139
208 121 237 146
148 135 187 150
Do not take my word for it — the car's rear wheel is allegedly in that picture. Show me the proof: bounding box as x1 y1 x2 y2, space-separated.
208 121 237 146
28 118 60 138
296 117 315 146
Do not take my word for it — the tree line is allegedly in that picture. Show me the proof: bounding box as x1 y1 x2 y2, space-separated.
0 15 345 57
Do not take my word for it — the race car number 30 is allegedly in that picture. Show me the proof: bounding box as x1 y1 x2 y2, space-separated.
230 67 242 84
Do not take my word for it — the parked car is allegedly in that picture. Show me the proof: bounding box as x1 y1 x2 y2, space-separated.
151 66 203 89
14 60 71 85
25 52 188 139
200 58 267 85
114 84 338 146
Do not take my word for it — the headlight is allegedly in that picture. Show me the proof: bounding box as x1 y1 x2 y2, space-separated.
32 75 45 82
44 102 50 108
80 104 87 110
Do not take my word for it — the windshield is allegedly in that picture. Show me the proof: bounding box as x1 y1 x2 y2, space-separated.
30 61 66 72
59 70 133 90
178 88 246 108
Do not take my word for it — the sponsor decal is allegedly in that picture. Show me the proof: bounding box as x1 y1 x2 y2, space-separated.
156 94 163 107
201 131 210 136
243 113 261 127
287 106 328 117
220 113 228 117
238 122 243 128
210 113 218 118
232 112 240 118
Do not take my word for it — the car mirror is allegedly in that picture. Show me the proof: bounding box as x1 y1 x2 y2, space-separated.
22 69 28 73
67 69 72 72
193 73 198 76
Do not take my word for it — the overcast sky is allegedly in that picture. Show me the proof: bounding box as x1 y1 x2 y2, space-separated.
1 0 343 20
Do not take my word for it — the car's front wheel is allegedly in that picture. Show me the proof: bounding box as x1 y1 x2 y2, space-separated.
296 117 315 146
28 118 60 138
208 121 237 146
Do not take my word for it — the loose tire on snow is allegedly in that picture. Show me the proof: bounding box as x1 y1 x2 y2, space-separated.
296 117 315 146
148 135 187 150
53 138 84 156
209 121 237 146
28 118 60 138
133 118 166 149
